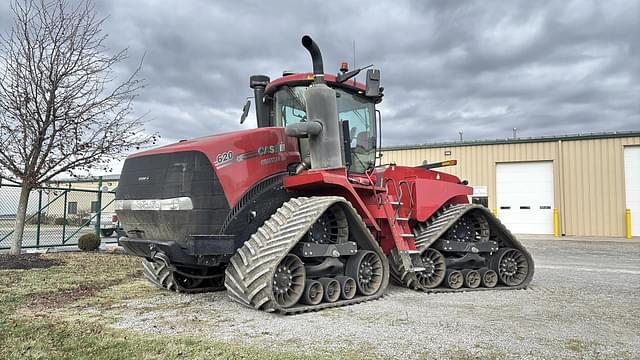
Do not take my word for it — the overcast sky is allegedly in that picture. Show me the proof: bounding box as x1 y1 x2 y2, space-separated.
1 0 639 156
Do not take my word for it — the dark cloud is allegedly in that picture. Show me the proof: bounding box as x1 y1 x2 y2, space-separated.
1 0 638 156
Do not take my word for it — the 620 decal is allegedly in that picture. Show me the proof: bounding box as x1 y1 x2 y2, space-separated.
215 151 233 164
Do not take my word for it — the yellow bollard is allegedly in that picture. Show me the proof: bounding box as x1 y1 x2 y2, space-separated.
626 208 632 239
553 208 559 238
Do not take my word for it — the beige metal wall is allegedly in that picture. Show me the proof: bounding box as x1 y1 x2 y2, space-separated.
46 179 120 216
382 136 640 237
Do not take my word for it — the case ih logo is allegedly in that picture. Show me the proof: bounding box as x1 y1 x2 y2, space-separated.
216 142 286 169
257 143 285 156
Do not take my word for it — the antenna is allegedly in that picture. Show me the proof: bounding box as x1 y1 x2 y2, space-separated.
352 40 356 86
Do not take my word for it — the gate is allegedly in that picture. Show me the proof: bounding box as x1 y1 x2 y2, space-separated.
0 177 119 250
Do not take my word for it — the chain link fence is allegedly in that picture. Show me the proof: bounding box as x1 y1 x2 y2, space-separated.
0 177 118 250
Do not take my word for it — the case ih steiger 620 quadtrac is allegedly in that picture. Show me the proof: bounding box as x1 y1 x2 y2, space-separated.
115 36 534 313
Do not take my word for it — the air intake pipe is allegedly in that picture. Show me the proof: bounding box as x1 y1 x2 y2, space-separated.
285 35 344 170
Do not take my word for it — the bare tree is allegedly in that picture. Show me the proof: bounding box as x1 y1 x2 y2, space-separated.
0 0 153 255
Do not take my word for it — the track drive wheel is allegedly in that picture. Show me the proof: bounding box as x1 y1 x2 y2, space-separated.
490 248 529 286
445 211 490 242
305 204 349 244
346 250 385 296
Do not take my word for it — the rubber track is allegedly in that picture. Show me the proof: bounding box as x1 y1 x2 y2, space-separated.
142 259 225 294
389 249 430 290
392 203 535 292
224 196 389 314
142 258 178 291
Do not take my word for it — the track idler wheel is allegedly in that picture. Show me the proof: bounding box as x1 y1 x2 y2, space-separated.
335 276 357 300
479 268 498 288
272 254 306 308
416 248 447 289
301 279 324 305
346 250 385 296
445 269 464 289
491 248 529 286
319 277 341 303
462 269 481 288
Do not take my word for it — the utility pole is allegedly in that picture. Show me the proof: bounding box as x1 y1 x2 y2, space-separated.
513 128 517 139
459 131 463 142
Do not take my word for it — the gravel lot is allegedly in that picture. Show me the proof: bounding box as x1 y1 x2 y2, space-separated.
111 238 640 359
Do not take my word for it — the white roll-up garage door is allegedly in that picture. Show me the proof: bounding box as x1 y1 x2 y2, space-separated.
624 147 640 236
496 161 554 234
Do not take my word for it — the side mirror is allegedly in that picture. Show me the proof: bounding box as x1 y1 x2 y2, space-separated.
365 69 380 97
240 99 251 124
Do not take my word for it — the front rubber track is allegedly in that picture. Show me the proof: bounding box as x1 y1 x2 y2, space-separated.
224 196 389 314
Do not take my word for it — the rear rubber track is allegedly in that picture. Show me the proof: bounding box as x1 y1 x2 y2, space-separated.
392 203 535 292
142 255 225 293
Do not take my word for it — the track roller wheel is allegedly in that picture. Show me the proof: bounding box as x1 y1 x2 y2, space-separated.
445 269 464 289
301 279 324 305
462 269 481 288
335 276 357 299
491 248 529 286
346 250 385 296
479 268 498 288
272 254 306 308
319 277 341 303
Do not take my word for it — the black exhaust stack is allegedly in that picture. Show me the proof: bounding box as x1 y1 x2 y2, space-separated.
301 35 324 84
250 75 271 127
286 36 344 170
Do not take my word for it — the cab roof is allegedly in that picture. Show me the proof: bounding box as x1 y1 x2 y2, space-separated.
265 72 368 95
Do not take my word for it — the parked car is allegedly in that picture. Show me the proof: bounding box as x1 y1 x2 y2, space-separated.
90 212 121 237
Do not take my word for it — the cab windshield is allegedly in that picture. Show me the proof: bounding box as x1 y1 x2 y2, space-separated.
273 86 376 173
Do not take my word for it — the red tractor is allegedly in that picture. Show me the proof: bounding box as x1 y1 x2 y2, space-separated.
115 36 534 313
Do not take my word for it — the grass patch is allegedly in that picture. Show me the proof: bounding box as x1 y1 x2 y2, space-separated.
0 251 330 360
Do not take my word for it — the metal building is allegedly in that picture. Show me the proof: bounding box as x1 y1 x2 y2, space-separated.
381 131 640 238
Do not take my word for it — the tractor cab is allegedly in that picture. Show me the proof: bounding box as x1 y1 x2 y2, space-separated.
249 66 383 173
